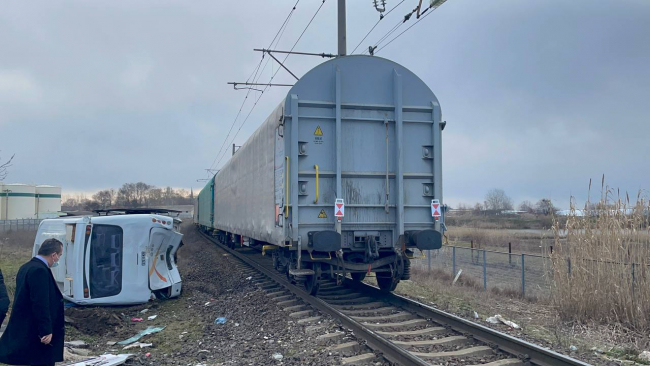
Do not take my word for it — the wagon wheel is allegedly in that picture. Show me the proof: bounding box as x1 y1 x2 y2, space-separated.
304 262 321 295
376 264 400 292
348 253 367 282
376 274 399 292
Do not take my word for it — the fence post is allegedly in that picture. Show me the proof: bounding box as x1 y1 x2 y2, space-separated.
471 240 474 264
452 246 456 277
428 249 431 272
508 242 512 264
567 258 571 276
483 250 487 290
521 254 525 297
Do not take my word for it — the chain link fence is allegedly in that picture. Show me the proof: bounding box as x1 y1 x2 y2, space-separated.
0 219 42 232
412 245 552 298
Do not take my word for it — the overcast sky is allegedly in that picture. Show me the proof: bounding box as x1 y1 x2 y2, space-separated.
1 0 648 209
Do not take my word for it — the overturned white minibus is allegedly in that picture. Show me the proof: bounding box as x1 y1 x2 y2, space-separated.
32 214 183 305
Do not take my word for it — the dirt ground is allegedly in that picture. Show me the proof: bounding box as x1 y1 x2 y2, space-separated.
0 225 364 366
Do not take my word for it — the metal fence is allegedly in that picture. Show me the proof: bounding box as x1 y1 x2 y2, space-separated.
0 219 42 232
412 245 552 298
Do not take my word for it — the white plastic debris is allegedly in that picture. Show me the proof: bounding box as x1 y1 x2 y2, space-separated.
485 314 520 329
485 315 500 324
569 345 577 352
272 353 284 361
639 351 650 361
246 276 252 280
147 315 157 321
140 309 149 314
497 315 520 329
123 342 153 350
205 302 211 306
68 354 133 366
473 311 479 319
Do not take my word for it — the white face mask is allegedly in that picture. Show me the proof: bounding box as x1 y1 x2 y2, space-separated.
50 253 61 268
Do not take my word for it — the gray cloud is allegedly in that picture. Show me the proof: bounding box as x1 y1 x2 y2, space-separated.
0 0 648 209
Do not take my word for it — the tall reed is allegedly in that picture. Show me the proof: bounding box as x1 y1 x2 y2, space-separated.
551 179 650 330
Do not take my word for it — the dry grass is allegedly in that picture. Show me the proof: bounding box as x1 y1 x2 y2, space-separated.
0 230 36 302
446 212 556 230
446 226 553 254
551 183 650 331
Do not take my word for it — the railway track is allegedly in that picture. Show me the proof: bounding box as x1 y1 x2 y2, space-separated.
198 229 590 366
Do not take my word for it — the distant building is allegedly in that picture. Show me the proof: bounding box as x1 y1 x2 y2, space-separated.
0 183 62 219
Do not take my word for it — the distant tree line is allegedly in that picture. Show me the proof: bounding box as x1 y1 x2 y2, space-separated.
454 188 557 215
62 182 194 211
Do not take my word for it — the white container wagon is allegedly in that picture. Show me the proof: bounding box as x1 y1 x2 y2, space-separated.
199 55 446 295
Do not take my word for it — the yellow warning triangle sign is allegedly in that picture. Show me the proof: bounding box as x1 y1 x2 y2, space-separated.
314 126 323 136
318 209 327 218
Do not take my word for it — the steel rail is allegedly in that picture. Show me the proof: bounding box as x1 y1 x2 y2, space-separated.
198 231 430 366
349 280 592 366
199 229 591 366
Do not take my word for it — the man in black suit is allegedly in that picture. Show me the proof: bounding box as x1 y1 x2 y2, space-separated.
0 268 9 327
0 238 65 366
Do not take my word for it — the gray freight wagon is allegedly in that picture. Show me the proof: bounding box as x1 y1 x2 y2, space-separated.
197 55 446 294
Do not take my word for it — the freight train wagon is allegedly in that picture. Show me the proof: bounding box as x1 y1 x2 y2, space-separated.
197 55 446 294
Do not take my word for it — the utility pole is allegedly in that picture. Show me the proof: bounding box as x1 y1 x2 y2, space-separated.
338 0 346 56
2 189 10 220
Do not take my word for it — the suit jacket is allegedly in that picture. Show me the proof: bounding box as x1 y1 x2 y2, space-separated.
0 258 64 365
0 268 9 324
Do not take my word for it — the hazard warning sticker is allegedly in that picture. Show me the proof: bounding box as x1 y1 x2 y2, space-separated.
431 199 441 220
318 209 328 218
314 126 323 145
335 199 344 218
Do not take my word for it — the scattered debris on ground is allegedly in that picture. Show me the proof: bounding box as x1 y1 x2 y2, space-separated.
58 224 365 365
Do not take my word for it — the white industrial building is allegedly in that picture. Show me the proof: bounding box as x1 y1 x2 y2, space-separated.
0 183 62 219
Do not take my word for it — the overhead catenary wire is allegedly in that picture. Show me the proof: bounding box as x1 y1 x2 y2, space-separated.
212 0 327 171
375 0 443 54
350 0 406 54
366 18 403 52
363 0 448 55
207 1 301 173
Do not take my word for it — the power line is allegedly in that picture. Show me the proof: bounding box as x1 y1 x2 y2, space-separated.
350 0 406 54
363 0 448 55
369 18 403 51
207 2 301 172
212 0 328 171
375 1 443 54
207 57 262 172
